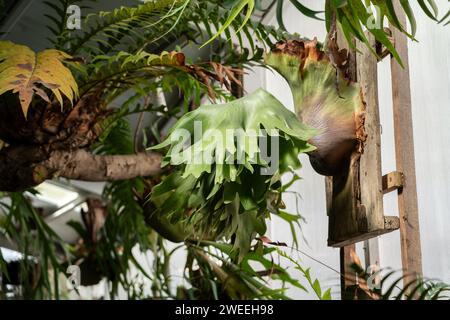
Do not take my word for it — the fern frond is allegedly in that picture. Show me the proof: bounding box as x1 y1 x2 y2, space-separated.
43 0 99 49
66 0 186 55
0 40 79 117
188 2 293 59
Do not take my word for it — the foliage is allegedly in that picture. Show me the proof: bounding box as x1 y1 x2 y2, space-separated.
152 89 316 181
88 118 153 297
216 0 448 65
180 242 308 299
0 192 68 299
45 0 178 53
352 264 450 300
148 89 316 260
277 249 331 300
0 41 78 117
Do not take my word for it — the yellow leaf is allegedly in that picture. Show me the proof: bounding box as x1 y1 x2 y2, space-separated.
0 41 78 117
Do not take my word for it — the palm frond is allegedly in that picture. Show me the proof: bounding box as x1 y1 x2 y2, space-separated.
0 192 68 299
65 0 187 56
352 264 450 300
43 0 99 49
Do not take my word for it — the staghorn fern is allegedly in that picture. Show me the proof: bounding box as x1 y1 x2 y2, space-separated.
148 89 317 259
151 88 316 182
265 39 366 176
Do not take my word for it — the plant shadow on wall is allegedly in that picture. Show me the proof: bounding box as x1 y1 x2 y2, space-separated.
0 0 449 299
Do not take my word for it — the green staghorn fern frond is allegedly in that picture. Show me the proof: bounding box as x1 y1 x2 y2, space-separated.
147 89 317 259
151 88 317 183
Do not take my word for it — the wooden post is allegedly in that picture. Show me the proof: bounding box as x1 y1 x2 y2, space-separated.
324 29 359 298
390 2 423 285
327 26 403 298
326 177 358 299
340 244 357 300
356 32 383 277
327 32 399 248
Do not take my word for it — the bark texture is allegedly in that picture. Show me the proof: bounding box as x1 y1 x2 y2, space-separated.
44 150 162 181
0 92 162 191
0 147 162 192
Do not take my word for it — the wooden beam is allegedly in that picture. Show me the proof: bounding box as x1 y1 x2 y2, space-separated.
340 245 357 300
357 32 384 235
390 2 423 286
327 31 399 247
330 216 399 247
325 27 359 298
382 171 404 194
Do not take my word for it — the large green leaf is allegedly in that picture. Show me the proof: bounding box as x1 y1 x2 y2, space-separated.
148 88 316 258
151 88 317 184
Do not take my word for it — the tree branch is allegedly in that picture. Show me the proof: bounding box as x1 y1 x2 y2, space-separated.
0 148 163 192
43 149 162 181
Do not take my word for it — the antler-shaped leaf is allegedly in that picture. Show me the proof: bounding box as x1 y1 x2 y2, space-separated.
150 88 317 184
148 89 317 258
0 40 78 117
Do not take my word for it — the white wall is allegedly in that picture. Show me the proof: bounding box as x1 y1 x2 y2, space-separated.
245 0 450 299
378 1 450 285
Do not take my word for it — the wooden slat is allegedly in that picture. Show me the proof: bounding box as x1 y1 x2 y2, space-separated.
357 32 385 233
390 2 423 286
382 171 404 194
330 216 399 247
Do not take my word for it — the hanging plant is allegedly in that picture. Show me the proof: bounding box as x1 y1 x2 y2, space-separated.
265 39 366 176
148 89 317 259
